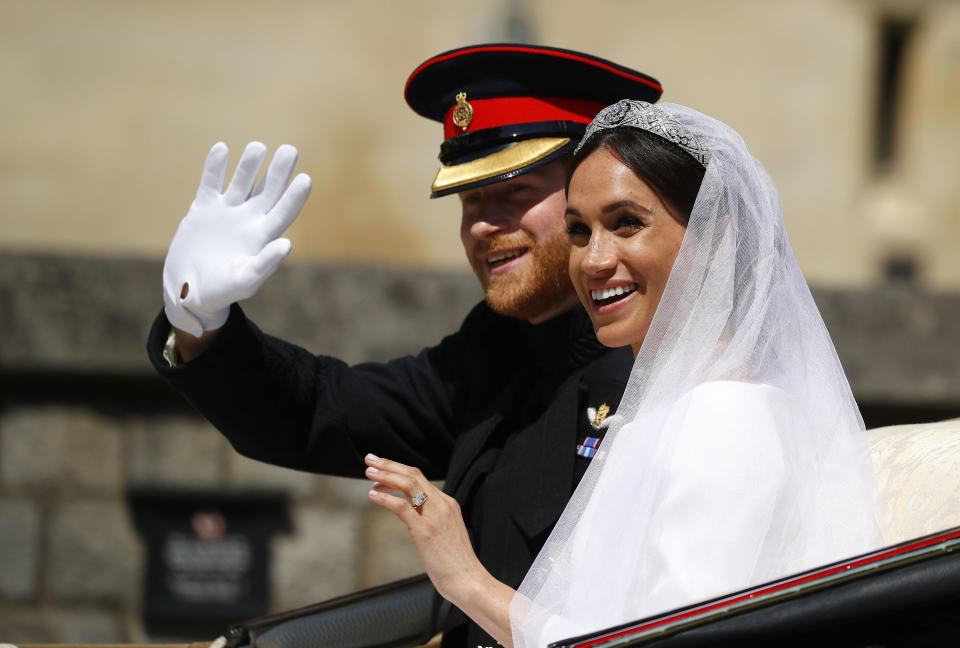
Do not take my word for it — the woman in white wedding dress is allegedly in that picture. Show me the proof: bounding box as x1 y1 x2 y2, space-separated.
364 100 884 648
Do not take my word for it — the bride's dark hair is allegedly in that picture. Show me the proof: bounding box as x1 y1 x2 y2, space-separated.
567 126 706 221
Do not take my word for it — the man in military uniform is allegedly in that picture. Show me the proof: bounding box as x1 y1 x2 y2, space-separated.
148 44 661 647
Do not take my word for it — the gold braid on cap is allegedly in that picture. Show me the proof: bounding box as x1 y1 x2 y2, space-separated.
575 100 712 167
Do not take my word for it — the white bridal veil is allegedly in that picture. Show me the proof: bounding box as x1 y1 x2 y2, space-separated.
510 101 885 647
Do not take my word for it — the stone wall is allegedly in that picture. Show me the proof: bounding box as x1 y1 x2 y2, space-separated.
0 252 482 642
1 251 959 642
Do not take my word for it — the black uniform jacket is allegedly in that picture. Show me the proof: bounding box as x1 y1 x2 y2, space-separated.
147 301 633 647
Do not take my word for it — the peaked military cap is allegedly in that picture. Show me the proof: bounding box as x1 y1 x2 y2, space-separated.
405 44 663 197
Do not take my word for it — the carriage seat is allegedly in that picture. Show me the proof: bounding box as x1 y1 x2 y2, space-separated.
868 418 960 544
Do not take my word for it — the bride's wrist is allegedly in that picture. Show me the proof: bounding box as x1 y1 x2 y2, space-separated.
441 560 492 608
446 565 516 647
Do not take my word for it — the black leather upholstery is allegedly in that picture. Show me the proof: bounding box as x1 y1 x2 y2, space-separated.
227 573 444 648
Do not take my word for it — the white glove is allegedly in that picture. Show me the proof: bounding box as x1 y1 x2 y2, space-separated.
162 141 312 337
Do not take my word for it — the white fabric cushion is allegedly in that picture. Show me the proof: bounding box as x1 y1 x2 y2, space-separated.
868 418 960 544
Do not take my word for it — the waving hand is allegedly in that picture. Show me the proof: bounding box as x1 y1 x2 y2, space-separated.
162 142 312 337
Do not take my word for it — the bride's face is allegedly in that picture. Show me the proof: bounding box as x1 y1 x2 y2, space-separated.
565 147 687 356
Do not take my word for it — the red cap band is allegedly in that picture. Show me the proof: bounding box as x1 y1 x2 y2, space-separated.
443 96 607 140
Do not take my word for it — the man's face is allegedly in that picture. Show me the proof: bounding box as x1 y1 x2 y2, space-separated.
458 160 579 323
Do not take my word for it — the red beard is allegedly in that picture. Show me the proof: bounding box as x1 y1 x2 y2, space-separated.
469 228 574 321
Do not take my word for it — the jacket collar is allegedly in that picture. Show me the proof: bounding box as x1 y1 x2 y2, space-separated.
517 305 607 370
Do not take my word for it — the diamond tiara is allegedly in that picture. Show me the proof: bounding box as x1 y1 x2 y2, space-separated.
575 100 711 167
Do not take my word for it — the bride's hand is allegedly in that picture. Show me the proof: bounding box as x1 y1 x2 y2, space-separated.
364 454 517 646
364 453 486 602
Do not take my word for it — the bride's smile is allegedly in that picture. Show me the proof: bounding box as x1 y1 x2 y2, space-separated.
565 147 687 355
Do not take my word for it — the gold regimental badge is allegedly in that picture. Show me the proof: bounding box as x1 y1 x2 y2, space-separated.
592 403 610 430
587 403 610 430
452 91 474 131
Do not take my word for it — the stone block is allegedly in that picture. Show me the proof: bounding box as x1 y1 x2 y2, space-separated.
0 406 122 491
48 499 142 601
227 452 321 496
0 499 40 599
0 408 57 488
128 415 226 487
0 604 120 642
318 473 375 507
120 606 151 643
0 253 163 375
358 507 423 588
814 287 960 404
270 504 361 611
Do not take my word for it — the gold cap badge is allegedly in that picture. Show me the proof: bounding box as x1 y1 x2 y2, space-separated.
452 91 474 131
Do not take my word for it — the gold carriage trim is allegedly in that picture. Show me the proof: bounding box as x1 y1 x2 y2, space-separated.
431 136 570 195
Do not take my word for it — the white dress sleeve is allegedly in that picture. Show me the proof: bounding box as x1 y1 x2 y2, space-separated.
637 381 788 610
